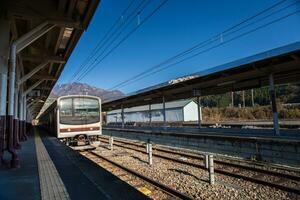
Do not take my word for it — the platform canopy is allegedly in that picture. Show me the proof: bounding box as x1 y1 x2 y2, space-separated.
2 0 100 118
102 42 300 111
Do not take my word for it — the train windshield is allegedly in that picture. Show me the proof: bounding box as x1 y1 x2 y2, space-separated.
59 97 100 125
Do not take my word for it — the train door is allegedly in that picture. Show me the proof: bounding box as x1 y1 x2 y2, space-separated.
73 97 88 145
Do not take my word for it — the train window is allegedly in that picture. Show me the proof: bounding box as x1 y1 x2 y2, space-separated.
74 97 100 124
59 97 100 125
60 99 72 116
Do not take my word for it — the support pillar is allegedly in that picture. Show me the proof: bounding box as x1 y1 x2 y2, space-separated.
8 22 54 168
269 74 280 135
7 36 19 168
23 96 27 139
251 89 254 107
242 90 245 108
148 143 153 166
19 93 23 142
208 155 215 185
197 96 202 128
13 85 21 149
231 91 234 107
148 104 152 126
19 91 24 142
121 104 124 128
0 19 9 165
162 95 166 128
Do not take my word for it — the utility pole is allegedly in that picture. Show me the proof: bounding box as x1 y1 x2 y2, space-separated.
231 92 234 107
242 90 245 108
251 89 254 107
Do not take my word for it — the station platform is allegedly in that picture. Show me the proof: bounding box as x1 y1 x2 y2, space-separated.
104 125 300 139
103 126 300 168
0 129 148 200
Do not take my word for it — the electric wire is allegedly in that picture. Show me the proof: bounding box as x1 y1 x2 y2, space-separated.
75 0 170 82
74 0 152 82
108 0 299 90
114 9 300 90
68 0 144 82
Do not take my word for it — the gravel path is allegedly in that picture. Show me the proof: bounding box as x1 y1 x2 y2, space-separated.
90 143 299 200
113 140 299 189
81 151 179 200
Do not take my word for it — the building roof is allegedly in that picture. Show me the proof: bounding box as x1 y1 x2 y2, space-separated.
4 0 100 118
107 99 194 114
102 41 300 111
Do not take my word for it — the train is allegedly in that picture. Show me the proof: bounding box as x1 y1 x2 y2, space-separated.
38 95 102 146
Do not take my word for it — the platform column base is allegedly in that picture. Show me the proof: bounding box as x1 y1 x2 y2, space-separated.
23 121 27 140
13 118 21 149
0 115 5 166
7 115 20 168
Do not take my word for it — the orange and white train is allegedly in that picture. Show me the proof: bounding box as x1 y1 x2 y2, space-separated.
38 95 101 146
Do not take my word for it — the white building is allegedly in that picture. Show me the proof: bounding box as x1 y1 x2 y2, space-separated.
106 99 200 123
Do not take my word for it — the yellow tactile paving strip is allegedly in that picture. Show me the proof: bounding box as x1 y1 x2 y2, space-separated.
34 130 70 200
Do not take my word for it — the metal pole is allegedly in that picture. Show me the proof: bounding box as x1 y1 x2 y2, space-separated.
8 43 17 116
231 91 234 107
121 104 124 128
146 139 150 153
204 154 209 169
197 96 202 128
23 96 27 139
162 95 166 128
209 155 215 185
149 103 152 126
251 89 254 107
146 143 149 153
7 22 53 168
148 143 153 166
7 43 20 168
269 74 280 135
110 137 114 150
242 90 245 108
14 82 21 148
0 19 9 165
18 90 23 142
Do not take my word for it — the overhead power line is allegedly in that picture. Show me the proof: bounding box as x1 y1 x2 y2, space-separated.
114 9 300 90
68 0 144 82
108 0 299 90
74 0 152 82
75 0 170 82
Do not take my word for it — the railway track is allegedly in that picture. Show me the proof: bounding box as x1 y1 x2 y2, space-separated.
81 150 193 200
98 136 300 195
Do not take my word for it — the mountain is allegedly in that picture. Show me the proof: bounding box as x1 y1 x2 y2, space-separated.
50 82 124 102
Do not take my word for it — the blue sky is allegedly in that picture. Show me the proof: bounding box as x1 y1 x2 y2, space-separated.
58 0 300 94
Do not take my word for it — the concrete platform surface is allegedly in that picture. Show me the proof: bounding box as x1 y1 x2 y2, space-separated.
0 129 149 200
0 134 40 200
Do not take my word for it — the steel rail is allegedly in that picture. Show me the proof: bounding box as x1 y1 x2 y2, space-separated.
105 137 300 181
88 151 194 200
99 138 300 195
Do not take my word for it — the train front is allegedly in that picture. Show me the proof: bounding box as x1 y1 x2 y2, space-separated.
57 95 101 146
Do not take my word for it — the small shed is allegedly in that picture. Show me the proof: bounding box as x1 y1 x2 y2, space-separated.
106 99 199 123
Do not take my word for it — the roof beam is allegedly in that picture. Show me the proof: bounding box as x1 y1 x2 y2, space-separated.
35 86 52 90
31 75 57 80
23 80 44 97
21 54 65 63
18 61 49 85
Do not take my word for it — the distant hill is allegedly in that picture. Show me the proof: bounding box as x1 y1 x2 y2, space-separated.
38 82 124 116
50 82 124 102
